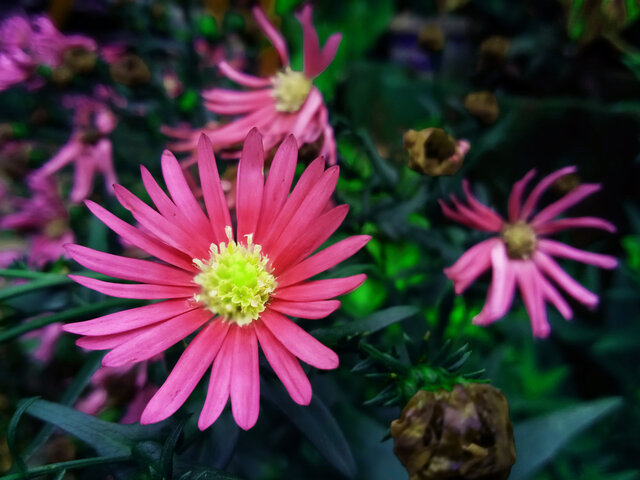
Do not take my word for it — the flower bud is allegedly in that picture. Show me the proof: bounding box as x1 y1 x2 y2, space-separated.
390 384 516 480
50 66 73 86
64 47 98 75
403 128 469 176
478 36 510 71
110 53 151 86
464 91 499 124
418 25 445 52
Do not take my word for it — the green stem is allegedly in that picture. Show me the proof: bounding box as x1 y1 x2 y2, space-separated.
0 455 131 480
0 276 72 300
0 299 142 344
0 269 62 280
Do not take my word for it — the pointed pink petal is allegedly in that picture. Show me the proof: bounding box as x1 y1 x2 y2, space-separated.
140 165 179 218
444 238 501 294
472 243 516 326
290 88 324 140
218 60 272 88
537 239 617 269
531 184 602 226
252 6 289 66
70 155 95 203
34 140 82 177
257 135 298 237
520 166 577 220
296 5 340 78
229 325 260 430
255 320 312 405
261 308 338 369
141 320 230 424
516 262 551 338
161 149 213 238
63 299 196 335
539 272 573 320
259 156 325 249
508 169 536 222
68 275 196 299
534 216 617 235
198 334 233 430
65 244 194 286
450 194 502 232
270 204 349 274
461 180 504 230
202 88 273 104
276 234 370 288
236 128 265 240
76 326 151 350
197 134 232 245
114 184 209 259
102 308 211 367
268 299 341 319
274 274 366 302
85 200 195 271
533 251 599 308
96 140 117 192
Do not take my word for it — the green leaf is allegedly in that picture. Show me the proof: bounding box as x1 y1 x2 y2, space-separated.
311 306 418 344
509 397 623 479
262 379 356 478
7 397 40 473
0 455 131 480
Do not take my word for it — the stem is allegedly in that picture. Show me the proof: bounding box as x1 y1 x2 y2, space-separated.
0 455 131 480
0 299 142 344
0 276 72 300
0 269 62 280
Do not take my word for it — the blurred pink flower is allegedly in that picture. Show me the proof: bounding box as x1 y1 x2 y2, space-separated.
0 176 74 268
441 166 618 338
24 323 64 364
63 130 368 430
163 5 340 166
0 14 96 91
31 95 117 203
76 361 159 424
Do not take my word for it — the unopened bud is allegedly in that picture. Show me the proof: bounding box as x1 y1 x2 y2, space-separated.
110 54 151 86
390 384 516 480
418 25 445 52
64 47 97 74
464 91 499 124
50 66 73 86
478 36 510 71
403 128 469 176
552 172 580 193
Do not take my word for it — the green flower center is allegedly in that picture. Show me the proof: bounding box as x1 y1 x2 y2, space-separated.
502 221 537 259
193 226 276 326
272 67 312 113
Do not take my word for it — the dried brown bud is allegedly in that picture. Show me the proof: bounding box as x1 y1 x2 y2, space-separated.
464 91 500 124
418 25 445 52
552 172 581 194
436 0 470 12
50 66 73 86
403 128 469 176
0 124 13 144
64 47 97 74
110 53 151 86
390 384 516 480
478 36 510 71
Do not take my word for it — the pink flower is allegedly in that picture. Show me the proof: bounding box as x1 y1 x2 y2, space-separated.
0 176 74 268
441 166 618 338
31 95 117 203
0 14 96 91
163 5 341 166
62 130 369 430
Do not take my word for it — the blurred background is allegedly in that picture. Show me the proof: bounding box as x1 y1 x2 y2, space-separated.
1 0 639 479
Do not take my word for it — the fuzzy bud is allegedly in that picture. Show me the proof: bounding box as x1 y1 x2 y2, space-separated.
418 25 445 52
390 384 516 480
464 91 500 124
110 54 151 86
64 47 98 75
403 128 469 176
478 36 510 71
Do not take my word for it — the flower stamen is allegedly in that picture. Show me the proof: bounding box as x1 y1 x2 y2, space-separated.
502 222 536 259
271 67 312 112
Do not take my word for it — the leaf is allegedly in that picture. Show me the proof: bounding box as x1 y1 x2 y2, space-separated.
261 379 357 478
311 306 419 345
509 397 623 480
7 397 40 473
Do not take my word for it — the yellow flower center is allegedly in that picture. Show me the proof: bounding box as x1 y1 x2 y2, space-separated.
502 222 537 259
271 67 312 113
193 226 276 326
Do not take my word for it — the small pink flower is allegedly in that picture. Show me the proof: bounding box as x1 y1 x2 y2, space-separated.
31 94 117 203
163 5 341 166
63 130 369 430
0 176 74 268
441 166 618 338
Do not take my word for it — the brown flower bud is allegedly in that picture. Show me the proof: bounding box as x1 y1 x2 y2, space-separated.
436 0 470 12
64 47 98 75
0 124 13 144
50 66 73 86
552 172 581 194
403 128 469 176
418 25 445 52
464 91 499 124
110 53 151 86
390 384 516 480
478 36 510 71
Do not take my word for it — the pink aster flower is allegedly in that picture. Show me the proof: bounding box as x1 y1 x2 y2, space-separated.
163 5 341 166
62 129 369 430
31 95 117 203
0 176 74 268
441 166 618 338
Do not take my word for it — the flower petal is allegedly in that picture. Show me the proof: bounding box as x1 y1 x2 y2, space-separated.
268 299 341 319
229 325 260 430
141 320 230 424
198 334 233 430
255 320 312 405
519 166 577 220
462 180 504 230
537 239 618 269
218 60 272 88
516 262 551 338
508 169 536 222
472 243 516 326
68 275 196 299
274 274 366 302
444 238 501 294
534 216 617 235
252 6 289 66
531 184 602 225
236 128 265 241
261 308 338 370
